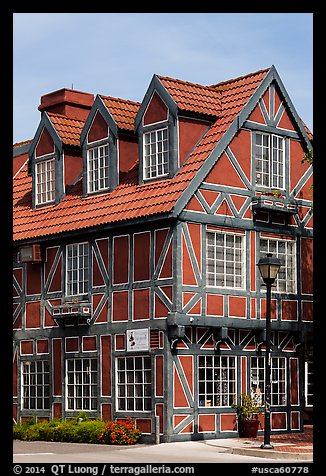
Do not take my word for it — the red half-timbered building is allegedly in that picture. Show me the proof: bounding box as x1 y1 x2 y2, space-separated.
13 66 313 442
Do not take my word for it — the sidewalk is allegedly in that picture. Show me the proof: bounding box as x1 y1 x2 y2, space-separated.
210 425 313 461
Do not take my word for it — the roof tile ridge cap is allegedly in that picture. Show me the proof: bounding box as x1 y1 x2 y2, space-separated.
13 139 33 148
100 94 141 106
209 67 271 89
157 74 221 93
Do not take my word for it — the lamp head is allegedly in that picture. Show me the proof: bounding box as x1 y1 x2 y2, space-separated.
257 253 283 285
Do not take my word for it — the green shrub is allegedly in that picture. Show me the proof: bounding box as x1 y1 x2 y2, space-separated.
75 420 106 443
13 416 106 444
13 423 26 440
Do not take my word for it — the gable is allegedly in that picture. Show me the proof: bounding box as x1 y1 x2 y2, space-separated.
204 150 248 190
247 103 266 125
143 91 168 126
173 67 312 217
88 110 109 143
35 127 55 157
246 80 309 136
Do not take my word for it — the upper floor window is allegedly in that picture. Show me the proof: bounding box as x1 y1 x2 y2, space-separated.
255 133 284 189
143 127 169 180
206 231 245 289
87 144 109 193
35 158 55 205
66 242 89 296
259 238 296 293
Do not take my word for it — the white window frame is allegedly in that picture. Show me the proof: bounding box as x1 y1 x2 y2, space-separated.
143 127 169 180
66 358 98 411
259 237 296 293
198 355 237 407
116 355 152 412
87 144 110 193
255 132 285 189
66 242 89 297
305 361 313 407
250 356 287 406
35 158 55 205
206 230 245 289
21 360 50 410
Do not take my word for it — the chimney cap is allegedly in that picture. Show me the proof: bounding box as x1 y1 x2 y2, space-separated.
38 87 94 112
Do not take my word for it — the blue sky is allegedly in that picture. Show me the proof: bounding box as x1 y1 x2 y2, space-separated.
13 13 313 144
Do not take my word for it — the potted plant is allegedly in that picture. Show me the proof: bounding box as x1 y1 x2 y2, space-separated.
232 393 263 438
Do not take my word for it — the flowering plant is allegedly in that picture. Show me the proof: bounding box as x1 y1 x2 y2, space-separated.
99 417 141 445
231 393 263 422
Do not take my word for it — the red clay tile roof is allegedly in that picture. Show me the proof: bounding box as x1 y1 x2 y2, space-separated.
300 119 313 142
13 139 33 149
100 95 140 131
47 112 85 147
211 68 270 117
158 75 222 117
15 67 310 242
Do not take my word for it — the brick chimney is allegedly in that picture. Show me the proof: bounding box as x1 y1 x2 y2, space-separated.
38 88 94 121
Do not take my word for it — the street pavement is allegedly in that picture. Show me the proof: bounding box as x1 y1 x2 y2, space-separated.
13 429 313 464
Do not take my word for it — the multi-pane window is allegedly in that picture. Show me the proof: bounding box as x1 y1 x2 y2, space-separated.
198 356 236 407
116 356 152 412
66 358 98 411
22 361 50 410
66 243 89 296
305 361 313 407
255 133 284 189
87 144 109 193
143 128 169 180
206 231 245 288
250 356 287 406
35 159 55 205
260 238 296 293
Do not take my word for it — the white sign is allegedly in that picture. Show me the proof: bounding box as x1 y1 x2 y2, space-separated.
126 328 149 352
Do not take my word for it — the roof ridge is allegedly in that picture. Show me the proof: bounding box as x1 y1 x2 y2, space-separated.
100 94 141 106
210 67 271 89
157 74 221 93
13 139 32 148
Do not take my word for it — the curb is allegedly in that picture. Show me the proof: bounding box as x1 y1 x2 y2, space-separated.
230 447 313 461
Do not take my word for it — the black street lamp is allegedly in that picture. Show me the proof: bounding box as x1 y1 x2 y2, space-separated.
257 253 282 449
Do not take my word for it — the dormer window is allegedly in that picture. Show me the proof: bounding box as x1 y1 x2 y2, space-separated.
87 143 109 193
135 84 179 184
81 105 119 196
143 127 169 180
35 157 55 205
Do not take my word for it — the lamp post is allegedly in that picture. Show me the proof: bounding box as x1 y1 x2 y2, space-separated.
257 253 282 449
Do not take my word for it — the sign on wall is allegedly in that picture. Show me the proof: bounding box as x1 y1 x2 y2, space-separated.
126 328 149 352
